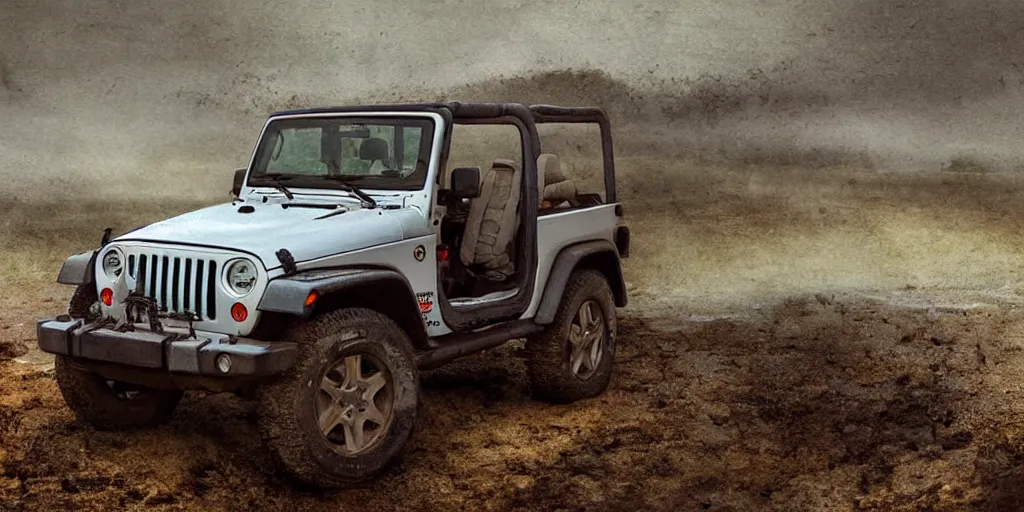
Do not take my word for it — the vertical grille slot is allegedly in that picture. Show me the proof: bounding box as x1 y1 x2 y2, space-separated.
148 254 158 299
136 255 148 293
171 258 181 312
159 256 170 311
194 260 205 319
183 259 192 312
206 261 218 320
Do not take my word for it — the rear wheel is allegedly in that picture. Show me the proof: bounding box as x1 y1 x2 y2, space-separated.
527 269 617 403
54 356 184 430
256 308 419 488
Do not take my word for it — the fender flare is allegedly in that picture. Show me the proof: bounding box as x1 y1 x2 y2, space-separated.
57 226 147 287
256 267 428 347
57 250 98 286
534 240 628 325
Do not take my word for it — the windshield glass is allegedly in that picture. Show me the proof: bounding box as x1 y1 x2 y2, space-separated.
248 116 435 192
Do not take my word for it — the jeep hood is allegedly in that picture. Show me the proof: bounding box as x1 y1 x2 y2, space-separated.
114 201 428 269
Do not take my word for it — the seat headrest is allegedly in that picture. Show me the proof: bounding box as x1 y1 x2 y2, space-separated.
537 153 565 184
359 138 390 162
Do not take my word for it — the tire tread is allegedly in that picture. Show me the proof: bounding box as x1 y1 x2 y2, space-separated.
527 269 617 403
256 307 419 488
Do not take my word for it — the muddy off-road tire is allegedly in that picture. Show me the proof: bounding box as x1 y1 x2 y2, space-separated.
56 285 183 430
54 356 184 430
527 269 617 403
67 284 99 320
256 308 419 489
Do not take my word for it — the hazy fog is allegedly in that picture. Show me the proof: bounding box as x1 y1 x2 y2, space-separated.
3 0 1024 200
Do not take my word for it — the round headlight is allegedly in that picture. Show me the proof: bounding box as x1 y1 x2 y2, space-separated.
224 258 258 297
101 248 124 280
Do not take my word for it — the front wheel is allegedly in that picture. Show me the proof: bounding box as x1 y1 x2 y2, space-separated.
256 308 419 489
67 284 100 320
527 269 617 403
54 356 184 430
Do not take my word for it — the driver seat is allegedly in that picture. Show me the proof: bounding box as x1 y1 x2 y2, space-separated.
359 138 391 173
460 158 521 281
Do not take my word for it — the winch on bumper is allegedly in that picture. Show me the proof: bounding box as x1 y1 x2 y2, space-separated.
36 316 298 390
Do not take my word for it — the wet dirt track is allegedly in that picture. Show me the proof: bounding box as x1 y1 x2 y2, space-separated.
3 292 1024 511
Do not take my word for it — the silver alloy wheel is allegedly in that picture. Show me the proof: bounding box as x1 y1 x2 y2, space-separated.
569 300 605 380
316 353 393 455
106 380 142 400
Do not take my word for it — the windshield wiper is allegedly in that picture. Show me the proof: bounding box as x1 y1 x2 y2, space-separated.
250 173 294 200
321 175 377 209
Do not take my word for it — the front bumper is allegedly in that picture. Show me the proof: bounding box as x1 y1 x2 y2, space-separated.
37 317 298 378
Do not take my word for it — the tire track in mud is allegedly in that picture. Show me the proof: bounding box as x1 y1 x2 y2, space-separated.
3 294 1024 510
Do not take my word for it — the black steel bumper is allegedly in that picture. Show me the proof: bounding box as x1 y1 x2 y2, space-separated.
36 317 298 378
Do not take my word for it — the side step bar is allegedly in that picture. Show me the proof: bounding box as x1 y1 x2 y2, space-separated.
415 320 542 370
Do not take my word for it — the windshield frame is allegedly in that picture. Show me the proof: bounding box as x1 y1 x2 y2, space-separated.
245 113 439 194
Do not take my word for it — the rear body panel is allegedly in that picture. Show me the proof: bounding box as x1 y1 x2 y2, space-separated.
526 204 620 318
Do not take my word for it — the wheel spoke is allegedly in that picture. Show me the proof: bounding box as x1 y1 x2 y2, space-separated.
343 355 362 387
318 403 347 435
571 345 585 375
579 303 593 329
569 300 605 380
362 401 387 426
588 327 604 369
569 324 584 346
587 303 602 331
577 335 593 370
342 422 359 452
348 416 367 451
364 371 386 399
319 379 344 403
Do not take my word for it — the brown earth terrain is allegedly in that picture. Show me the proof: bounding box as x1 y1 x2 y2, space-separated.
3 161 1024 510
4 288 1024 511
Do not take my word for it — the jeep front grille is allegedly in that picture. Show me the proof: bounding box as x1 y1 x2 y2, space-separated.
127 253 218 320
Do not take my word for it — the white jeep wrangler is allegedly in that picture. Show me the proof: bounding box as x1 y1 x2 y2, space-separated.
36 102 630 488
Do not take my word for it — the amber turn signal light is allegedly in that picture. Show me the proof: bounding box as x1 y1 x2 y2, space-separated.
305 291 319 307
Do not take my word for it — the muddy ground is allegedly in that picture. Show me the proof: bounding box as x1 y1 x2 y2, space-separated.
4 165 1024 511
3 292 1024 511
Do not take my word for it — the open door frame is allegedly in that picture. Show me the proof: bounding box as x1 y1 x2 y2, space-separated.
431 103 541 332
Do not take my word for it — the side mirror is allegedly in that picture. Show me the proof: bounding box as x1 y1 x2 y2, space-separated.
231 169 247 198
449 167 480 199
